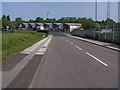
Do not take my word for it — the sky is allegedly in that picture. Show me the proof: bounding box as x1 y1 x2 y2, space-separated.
1 0 120 2
2 2 118 22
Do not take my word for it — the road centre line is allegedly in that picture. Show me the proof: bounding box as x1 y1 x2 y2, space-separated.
63 37 69 42
66 39 69 42
74 45 82 50
64 37 82 51
86 52 108 67
63 37 74 45
64 37 107 67
69 42 74 45
29 55 44 88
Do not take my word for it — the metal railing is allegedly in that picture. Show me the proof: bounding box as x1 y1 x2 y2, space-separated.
71 26 120 45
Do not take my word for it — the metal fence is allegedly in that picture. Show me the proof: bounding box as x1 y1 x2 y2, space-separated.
71 26 120 45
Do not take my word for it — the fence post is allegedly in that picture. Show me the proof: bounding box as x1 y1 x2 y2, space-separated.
94 29 96 39
112 25 115 42
99 28 100 40
105 25 107 40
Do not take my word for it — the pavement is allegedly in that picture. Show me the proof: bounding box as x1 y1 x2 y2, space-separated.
2 32 118 88
2 35 53 88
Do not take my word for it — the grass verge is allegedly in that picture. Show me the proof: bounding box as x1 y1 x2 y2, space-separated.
2 32 47 62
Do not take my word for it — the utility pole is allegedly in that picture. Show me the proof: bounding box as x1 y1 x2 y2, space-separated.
105 0 110 40
47 12 50 19
47 12 54 19
94 0 97 39
95 0 97 21
107 0 110 20
119 1 120 22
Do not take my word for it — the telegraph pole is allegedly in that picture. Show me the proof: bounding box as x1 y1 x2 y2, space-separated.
47 12 50 19
105 0 110 40
94 0 97 39
95 0 97 21
47 12 54 19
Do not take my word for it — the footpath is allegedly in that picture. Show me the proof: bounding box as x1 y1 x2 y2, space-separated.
2 35 53 88
64 33 120 52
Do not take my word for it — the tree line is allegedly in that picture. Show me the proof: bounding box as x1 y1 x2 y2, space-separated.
2 15 12 29
1 15 120 30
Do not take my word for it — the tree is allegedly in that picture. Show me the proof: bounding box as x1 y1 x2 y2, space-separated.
58 17 69 23
35 17 44 23
57 17 78 23
7 21 12 29
78 18 95 29
29 19 35 23
68 17 77 23
116 22 120 29
2 15 13 29
105 18 116 28
7 15 11 21
45 18 57 23
15 17 22 28
7 15 12 28
2 15 7 28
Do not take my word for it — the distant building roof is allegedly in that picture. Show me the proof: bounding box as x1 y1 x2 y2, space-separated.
54 23 62 25
36 23 44 26
22 23 28 25
28 23 35 25
45 23 52 25
65 23 82 26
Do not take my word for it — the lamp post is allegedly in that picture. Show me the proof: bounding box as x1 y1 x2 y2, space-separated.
47 12 50 19
47 12 54 19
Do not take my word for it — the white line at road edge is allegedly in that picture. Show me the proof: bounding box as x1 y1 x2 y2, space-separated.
86 52 108 67
75 45 82 50
69 42 74 45
29 36 53 88
29 55 45 88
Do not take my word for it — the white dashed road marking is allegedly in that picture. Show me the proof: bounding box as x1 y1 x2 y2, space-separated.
69 42 73 45
64 37 108 67
75 45 82 50
66 39 69 42
86 52 108 67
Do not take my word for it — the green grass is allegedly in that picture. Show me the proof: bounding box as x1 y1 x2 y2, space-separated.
2 32 47 62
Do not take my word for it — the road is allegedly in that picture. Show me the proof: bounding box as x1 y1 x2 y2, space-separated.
30 32 118 88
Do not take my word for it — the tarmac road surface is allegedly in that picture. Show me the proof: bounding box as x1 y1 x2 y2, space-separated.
30 32 118 88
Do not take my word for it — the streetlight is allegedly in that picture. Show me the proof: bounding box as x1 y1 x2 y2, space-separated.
47 12 50 19
47 12 54 19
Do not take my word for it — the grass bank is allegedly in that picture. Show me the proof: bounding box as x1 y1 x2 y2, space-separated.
2 32 47 62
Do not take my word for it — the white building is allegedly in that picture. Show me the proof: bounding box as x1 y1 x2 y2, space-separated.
36 23 44 30
44 23 53 29
28 23 36 28
64 23 82 32
19 23 28 28
53 23 63 30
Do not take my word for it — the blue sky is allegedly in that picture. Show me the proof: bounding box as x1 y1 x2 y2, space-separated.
2 2 118 22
